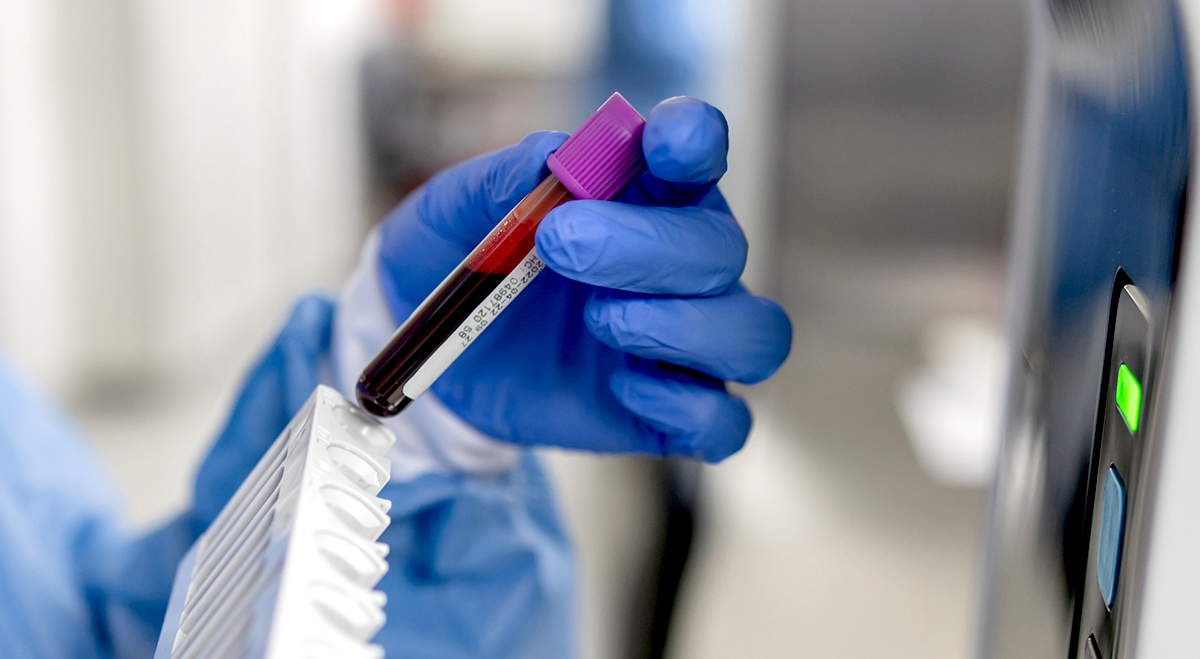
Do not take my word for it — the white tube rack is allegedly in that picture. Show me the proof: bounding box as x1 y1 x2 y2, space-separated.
153 385 396 659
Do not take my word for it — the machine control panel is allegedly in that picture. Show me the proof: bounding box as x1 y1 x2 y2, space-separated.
1073 273 1152 659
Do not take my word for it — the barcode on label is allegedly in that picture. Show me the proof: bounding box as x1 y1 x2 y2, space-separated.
401 247 546 399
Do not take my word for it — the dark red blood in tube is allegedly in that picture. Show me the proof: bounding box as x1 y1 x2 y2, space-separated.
357 92 647 417
356 176 573 416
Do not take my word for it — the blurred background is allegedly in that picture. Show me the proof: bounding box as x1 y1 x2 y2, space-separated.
0 0 1023 656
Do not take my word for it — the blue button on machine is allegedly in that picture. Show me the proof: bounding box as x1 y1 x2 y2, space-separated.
1096 466 1127 607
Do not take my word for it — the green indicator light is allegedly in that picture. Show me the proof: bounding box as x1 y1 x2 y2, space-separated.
1115 364 1142 433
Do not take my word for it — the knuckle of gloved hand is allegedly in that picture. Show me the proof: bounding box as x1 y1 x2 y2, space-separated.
538 207 611 275
590 295 722 358
585 296 661 349
671 208 746 291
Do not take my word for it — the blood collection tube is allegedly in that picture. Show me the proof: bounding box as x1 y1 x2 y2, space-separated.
357 93 648 417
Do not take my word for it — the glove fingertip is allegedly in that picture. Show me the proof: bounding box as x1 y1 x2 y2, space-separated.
643 97 729 186
735 296 794 385
662 389 750 462
610 369 752 463
694 395 752 462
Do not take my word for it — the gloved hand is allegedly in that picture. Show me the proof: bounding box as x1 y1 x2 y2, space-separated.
378 97 791 462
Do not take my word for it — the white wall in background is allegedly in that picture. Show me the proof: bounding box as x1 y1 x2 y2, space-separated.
58 1 145 386
711 0 783 296
0 0 381 397
415 0 604 77
131 0 380 381
0 0 80 393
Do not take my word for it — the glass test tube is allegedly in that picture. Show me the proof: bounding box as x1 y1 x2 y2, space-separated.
357 93 648 417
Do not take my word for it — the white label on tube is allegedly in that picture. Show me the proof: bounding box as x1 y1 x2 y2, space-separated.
402 247 546 400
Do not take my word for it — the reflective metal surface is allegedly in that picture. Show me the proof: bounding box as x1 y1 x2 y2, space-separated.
978 0 1190 657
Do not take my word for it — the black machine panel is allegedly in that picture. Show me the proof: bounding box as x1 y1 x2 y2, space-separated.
978 0 1190 658
1074 276 1151 659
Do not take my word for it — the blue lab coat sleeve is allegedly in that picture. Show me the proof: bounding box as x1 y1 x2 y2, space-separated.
0 294 337 659
0 352 193 659
0 284 572 659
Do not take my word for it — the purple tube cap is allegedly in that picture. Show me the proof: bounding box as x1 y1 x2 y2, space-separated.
547 92 647 201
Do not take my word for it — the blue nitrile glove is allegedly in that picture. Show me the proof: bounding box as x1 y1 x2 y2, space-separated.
378 96 792 462
192 294 335 534
0 349 193 659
